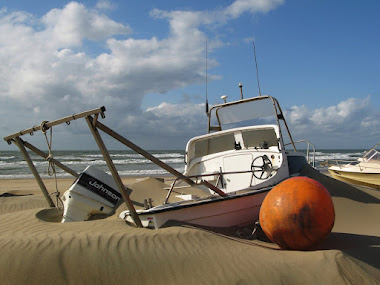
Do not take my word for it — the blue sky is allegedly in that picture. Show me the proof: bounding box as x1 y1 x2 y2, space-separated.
0 0 379 150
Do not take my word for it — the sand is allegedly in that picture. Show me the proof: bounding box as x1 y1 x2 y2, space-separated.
0 166 380 284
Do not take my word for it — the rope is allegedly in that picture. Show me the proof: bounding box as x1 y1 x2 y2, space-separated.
41 121 63 209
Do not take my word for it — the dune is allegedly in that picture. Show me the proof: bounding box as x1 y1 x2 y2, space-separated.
0 166 380 284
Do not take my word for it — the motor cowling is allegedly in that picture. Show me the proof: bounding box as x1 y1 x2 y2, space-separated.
61 165 122 223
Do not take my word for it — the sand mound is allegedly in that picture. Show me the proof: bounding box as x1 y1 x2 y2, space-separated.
0 171 379 284
1 209 379 284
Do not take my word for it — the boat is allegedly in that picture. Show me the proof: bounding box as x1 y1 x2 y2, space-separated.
3 91 315 230
328 142 380 188
119 94 315 229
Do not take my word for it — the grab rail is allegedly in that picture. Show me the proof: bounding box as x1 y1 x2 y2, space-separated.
286 140 316 167
163 167 278 204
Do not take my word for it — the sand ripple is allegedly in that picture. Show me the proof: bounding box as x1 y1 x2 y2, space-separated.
0 168 379 284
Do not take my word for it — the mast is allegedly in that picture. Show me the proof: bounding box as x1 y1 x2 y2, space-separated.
252 38 262 96
205 37 209 114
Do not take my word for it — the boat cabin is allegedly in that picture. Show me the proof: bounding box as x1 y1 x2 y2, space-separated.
184 124 288 193
183 95 305 194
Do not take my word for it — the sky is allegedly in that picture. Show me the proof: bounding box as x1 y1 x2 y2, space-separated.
0 0 379 151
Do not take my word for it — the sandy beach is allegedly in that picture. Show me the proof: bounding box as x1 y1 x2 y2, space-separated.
0 165 379 284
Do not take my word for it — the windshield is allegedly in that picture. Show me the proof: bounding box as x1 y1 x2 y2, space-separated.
209 96 278 131
217 98 275 126
207 95 297 151
363 149 380 162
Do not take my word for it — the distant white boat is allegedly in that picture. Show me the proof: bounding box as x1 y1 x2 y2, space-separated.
328 142 380 188
119 94 315 229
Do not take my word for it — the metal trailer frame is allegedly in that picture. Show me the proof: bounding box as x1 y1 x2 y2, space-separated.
3 106 194 228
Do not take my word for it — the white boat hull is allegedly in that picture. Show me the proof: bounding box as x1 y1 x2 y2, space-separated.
120 189 269 229
328 142 380 189
328 167 380 188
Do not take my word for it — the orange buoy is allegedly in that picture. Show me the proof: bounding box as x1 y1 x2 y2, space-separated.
259 176 335 250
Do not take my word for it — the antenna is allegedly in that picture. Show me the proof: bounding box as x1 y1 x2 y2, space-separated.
205 38 209 114
252 38 262 96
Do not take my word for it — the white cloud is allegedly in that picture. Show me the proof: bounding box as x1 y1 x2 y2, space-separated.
224 0 285 19
4 5 119 109
41 2 130 47
286 96 371 131
284 96 380 148
0 1 217 149
125 95 380 150
96 1 116 11
310 96 370 131
144 102 207 136
4 1 375 151
0 0 283 111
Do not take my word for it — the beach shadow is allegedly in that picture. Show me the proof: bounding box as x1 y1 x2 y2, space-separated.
205 223 380 270
0 192 33 197
165 220 380 270
163 220 280 249
300 164 380 204
319 232 380 269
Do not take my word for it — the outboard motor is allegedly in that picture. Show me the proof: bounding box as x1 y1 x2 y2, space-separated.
61 165 122 223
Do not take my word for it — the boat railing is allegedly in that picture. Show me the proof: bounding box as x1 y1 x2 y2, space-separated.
164 167 278 204
285 140 316 167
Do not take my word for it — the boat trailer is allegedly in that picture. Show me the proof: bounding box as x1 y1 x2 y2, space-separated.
3 106 232 227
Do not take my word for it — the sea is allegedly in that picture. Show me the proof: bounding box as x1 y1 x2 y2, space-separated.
0 149 367 180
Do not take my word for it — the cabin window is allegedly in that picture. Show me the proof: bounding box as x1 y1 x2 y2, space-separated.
193 133 235 158
191 128 279 160
241 129 278 149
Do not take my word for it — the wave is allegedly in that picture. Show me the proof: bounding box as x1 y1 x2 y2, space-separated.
79 152 183 158
0 149 367 179
314 152 364 162
0 156 15 160
118 167 185 177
